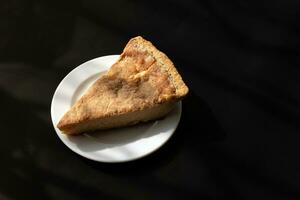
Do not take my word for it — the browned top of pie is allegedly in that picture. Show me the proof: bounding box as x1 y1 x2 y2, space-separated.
57 36 188 129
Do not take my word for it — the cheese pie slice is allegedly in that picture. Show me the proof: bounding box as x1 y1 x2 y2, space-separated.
57 36 188 135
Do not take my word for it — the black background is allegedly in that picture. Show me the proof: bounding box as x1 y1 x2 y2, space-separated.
1 0 300 199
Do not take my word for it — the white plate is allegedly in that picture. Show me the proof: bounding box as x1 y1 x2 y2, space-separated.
51 55 182 163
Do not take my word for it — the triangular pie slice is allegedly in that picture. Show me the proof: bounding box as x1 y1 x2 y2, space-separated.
57 36 189 135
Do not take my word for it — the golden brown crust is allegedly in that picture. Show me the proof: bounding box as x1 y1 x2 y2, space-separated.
123 36 189 97
57 36 189 134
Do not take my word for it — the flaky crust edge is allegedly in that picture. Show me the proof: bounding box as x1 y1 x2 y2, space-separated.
124 36 189 98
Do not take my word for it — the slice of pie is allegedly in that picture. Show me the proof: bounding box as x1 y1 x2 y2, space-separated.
57 36 189 135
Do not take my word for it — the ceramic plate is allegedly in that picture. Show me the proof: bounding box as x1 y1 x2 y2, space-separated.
51 55 182 163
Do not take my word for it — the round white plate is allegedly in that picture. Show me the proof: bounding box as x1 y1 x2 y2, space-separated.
51 55 182 163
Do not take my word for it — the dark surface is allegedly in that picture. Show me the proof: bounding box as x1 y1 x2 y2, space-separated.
1 0 300 199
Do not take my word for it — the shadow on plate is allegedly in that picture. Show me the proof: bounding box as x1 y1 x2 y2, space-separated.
67 103 180 153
